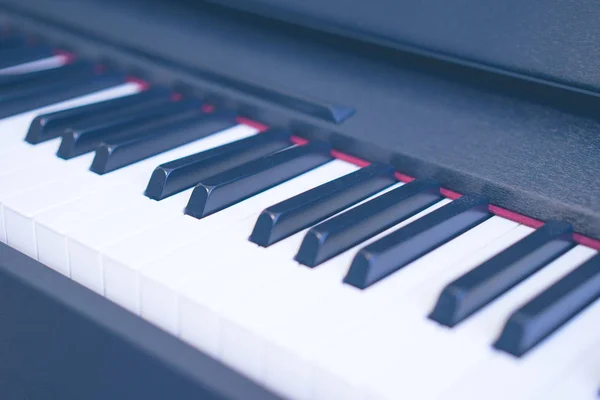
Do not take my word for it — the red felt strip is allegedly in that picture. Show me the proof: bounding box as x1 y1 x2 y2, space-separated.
237 117 268 132
53 49 76 63
290 135 309 145
125 76 151 91
201 104 215 113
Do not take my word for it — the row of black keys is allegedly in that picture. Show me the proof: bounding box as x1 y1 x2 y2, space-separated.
7 40 600 360
27 83 600 360
151 144 600 358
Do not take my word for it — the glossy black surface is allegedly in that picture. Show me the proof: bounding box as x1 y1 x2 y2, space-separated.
212 0 600 99
430 220 575 327
0 31 26 48
0 71 125 119
249 163 395 247
344 194 490 289
145 128 292 200
0 61 96 101
58 97 198 159
26 88 171 144
91 109 237 174
185 141 332 218
494 252 600 357
295 179 442 267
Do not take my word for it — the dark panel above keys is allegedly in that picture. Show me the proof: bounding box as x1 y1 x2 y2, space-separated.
0 71 126 119
344 194 490 289
249 162 396 247
429 220 575 327
494 252 600 357
91 109 238 174
145 128 292 201
295 179 442 267
0 45 54 69
57 97 198 159
26 88 171 144
185 141 332 219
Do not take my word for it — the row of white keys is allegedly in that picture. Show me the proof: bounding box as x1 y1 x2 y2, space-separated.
137 160 359 339
174 180 406 360
238 215 523 399
55 124 260 292
3 123 259 259
0 54 67 75
389 244 597 400
0 82 145 242
302 223 531 399
308 224 535 399
210 198 459 388
0 81 141 154
444 247 599 400
313 242 596 400
34 123 259 277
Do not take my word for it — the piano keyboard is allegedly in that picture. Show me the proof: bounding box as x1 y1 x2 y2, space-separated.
1 27 599 400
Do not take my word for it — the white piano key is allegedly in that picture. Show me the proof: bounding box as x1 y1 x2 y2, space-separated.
449 245 597 343
0 82 141 152
176 161 367 355
310 223 537 400
445 292 600 400
102 214 221 314
68 196 178 294
253 216 521 399
4 124 259 262
0 141 61 179
361 245 598 400
36 189 143 276
0 54 66 75
139 228 242 337
410 224 535 312
139 160 358 336
0 153 95 244
0 152 94 201
321 244 597 400
177 182 410 362
34 124 258 275
536 348 600 400
211 199 453 388
67 123 272 294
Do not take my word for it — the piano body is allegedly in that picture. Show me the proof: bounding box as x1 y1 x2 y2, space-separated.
0 0 598 398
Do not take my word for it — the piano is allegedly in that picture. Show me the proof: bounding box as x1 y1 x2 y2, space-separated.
0 0 598 399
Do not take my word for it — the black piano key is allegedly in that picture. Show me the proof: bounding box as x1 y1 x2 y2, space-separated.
0 62 95 99
91 109 238 174
0 71 126 119
26 88 171 144
429 220 574 327
185 142 332 219
494 252 600 357
295 179 442 267
0 45 54 69
145 128 292 201
249 163 396 247
0 33 26 49
57 97 197 159
344 194 490 289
